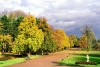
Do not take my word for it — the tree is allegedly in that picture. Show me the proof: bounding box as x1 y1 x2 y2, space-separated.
8 10 27 19
0 15 24 41
79 35 87 49
81 25 96 50
13 15 44 56
0 10 27 19
36 17 57 54
94 39 100 50
69 34 78 47
41 32 57 54
53 29 70 50
80 25 96 62
0 15 11 34
36 17 53 32
12 34 26 54
0 34 12 53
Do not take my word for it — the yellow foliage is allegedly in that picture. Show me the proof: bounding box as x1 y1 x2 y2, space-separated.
53 29 70 50
19 15 37 35
79 35 87 48
0 34 12 46
14 15 44 52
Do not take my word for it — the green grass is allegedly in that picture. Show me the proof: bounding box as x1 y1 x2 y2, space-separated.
0 55 40 67
59 51 100 67
65 50 100 55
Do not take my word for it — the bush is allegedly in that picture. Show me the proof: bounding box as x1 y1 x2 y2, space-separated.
94 42 100 50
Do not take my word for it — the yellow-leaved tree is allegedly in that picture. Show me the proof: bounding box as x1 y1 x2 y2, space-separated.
0 34 12 53
53 29 70 50
13 15 44 56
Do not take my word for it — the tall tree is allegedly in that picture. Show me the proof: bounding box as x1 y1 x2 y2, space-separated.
41 32 57 54
13 15 44 55
80 25 96 62
0 15 23 41
81 25 96 50
36 17 57 54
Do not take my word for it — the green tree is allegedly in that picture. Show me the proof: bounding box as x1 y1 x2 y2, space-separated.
81 25 96 50
0 15 23 41
36 17 57 54
94 39 100 50
41 32 57 54
69 34 78 47
0 15 10 34
81 25 96 62
36 17 53 32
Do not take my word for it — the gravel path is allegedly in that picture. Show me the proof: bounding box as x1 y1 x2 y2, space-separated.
8 51 71 67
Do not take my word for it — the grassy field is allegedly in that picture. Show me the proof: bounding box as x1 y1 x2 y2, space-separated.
0 55 40 67
59 51 100 67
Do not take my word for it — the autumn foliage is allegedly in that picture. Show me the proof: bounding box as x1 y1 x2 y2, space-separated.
0 10 98 55
53 29 70 50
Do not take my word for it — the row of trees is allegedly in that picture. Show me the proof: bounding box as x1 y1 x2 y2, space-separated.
0 10 99 56
0 10 73 55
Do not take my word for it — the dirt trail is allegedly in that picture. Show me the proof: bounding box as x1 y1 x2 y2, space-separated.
8 51 70 67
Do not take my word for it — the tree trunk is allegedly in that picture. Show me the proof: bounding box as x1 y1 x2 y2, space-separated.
27 51 31 58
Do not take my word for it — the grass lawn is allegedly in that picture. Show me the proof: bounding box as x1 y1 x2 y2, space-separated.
0 55 40 67
59 51 100 67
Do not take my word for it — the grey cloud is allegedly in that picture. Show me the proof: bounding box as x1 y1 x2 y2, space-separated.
40 0 100 38
0 0 100 38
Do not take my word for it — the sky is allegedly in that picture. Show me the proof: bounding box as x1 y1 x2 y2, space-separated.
0 0 100 38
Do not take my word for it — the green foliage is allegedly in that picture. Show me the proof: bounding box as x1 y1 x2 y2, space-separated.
81 25 96 50
94 41 100 50
69 34 78 47
12 35 25 53
36 17 57 53
0 15 23 41
36 17 53 32
9 16 23 41
41 32 57 52
0 15 11 34
0 14 23 53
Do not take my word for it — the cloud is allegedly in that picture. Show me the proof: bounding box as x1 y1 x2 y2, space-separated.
0 0 100 38
53 21 76 30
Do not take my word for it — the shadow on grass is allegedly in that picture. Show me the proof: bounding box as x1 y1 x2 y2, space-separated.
78 54 100 64
52 54 100 67
0 53 26 61
52 61 84 67
0 63 3 64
